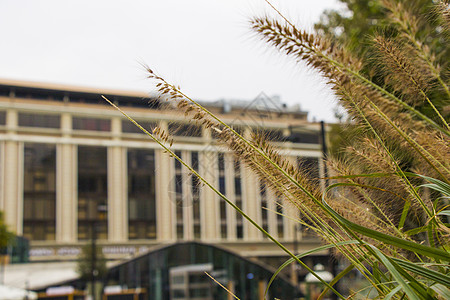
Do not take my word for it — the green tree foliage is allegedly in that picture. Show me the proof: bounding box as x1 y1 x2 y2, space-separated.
76 244 107 281
0 211 14 250
315 0 449 63
316 0 387 54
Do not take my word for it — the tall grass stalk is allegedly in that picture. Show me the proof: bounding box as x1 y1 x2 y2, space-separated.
112 0 449 298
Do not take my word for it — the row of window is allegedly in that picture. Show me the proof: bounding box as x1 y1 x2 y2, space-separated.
18 142 320 242
0 111 320 143
23 144 156 241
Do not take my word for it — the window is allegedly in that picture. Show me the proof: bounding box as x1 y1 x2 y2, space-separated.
234 159 243 239
289 131 320 144
77 146 108 240
260 182 269 233
0 111 5 125
169 123 202 137
276 201 284 239
174 151 183 239
18 113 60 129
191 152 201 239
128 149 156 240
122 120 157 134
23 143 56 241
73 117 111 131
218 153 227 238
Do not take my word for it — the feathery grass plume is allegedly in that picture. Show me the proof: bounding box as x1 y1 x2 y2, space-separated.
371 34 434 105
109 0 450 298
381 0 450 87
436 1 450 34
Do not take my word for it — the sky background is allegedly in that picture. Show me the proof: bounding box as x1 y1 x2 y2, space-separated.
0 0 344 122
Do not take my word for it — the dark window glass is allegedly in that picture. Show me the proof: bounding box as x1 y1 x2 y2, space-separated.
23 143 56 241
174 151 182 170
175 175 183 194
0 111 5 125
234 159 243 239
73 117 111 131
77 146 108 240
289 132 320 144
122 120 157 134
0 87 9 97
18 113 60 129
176 224 183 239
219 177 225 194
128 149 156 240
191 152 199 171
220 202 227 222
218 153 225 171
14 87 64 101
221 224 227 238
276 200 284 238
168 123 202 137
218 153 227 239
190 287 210 297
260 182 268 233
234 178 242 196
174 152 183 239
236 225 243 239
192 153 200 239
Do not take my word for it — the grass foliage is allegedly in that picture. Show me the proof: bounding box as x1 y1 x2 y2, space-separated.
111 0 450 298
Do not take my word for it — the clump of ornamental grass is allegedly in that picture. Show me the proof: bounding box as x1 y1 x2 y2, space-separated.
108 0 450 298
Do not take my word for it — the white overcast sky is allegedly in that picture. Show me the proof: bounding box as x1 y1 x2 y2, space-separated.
0 0 344 122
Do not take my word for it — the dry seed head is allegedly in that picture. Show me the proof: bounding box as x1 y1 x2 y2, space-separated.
371 35 433 104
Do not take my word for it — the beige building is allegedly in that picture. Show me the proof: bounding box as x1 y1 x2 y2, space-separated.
0 79 325 264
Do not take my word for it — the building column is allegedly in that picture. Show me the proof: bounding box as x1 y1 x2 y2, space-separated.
2 109 23 234
56 143 78 242
107 117 127 242
56 113 77 242
155 148 175 241
2 141 23 234
107 146 127 242
155 120 175 241
283 156 297 241
241 166 260 240
182 151 193 240
199 150 219 240
267 189 278 239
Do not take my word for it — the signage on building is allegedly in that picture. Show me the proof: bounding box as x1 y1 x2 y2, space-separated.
29 245 151 258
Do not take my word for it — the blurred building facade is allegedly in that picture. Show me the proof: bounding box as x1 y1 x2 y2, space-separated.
0 79 326 266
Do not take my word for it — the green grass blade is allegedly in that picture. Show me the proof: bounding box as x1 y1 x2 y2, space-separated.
391 258 450 287
404 225 429 236
430 284 450 299
384 285 403 300
264 240 359 298
368 245 429 300
417 174 450 196
318 263 355 300
436 210 450 217
399 200 411 230
421 184 450 197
